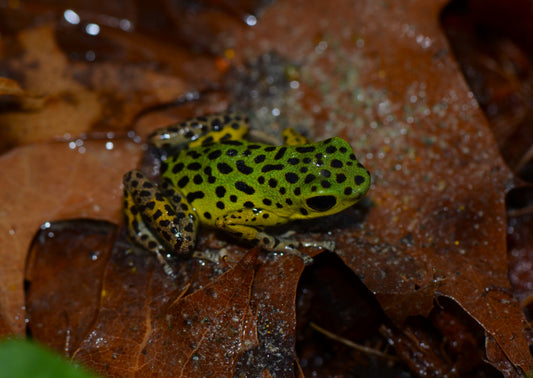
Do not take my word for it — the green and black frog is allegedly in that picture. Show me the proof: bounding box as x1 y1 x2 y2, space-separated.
123 113 370 274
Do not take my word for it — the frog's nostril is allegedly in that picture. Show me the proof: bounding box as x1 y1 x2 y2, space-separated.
306 195 337 212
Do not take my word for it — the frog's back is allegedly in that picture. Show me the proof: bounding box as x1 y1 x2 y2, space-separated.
161 137 370 226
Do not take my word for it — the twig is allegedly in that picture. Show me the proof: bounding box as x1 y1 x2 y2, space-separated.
309 322 399 362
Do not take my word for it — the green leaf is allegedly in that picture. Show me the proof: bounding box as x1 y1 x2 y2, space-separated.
0 339 97 378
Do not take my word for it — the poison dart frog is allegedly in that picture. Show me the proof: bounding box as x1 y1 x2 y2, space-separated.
123 113 370 274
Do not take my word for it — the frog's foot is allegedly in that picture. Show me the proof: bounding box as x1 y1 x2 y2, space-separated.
125 241 177 278
275 244 314 266
299 239 336 251
153 248 177 278
279 230 296 238
256 232 336 265
191 248 230 264
277 231 335 251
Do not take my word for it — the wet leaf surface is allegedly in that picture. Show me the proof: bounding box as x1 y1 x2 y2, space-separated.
235 255 305 376
25 220 116 355
71 233 259 377
1 0 533 376
26 219 306 377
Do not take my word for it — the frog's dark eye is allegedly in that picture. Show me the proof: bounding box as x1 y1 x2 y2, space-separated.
306 195 337 212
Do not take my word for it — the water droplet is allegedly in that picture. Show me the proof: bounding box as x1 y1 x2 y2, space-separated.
85 23 100 36
244 14 257 26
64 9 80 25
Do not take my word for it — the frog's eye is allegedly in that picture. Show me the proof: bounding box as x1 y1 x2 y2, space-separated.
306 195 337 212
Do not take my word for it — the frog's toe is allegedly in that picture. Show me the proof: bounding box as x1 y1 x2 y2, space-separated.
191 248 229 264
300 240 335 251
302 254 314 265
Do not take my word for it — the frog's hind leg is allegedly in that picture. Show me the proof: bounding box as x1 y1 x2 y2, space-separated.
123 170 197 275
282 128 312 145
123 184 175 276
149 113 250 149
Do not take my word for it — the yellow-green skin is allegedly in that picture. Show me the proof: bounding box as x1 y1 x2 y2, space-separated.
123 113 370 272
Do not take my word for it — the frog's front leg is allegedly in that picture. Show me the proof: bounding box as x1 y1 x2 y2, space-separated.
123 170 198 275
215 209 334 265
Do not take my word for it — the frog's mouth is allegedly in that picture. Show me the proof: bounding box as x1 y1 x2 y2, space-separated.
306 195 337 212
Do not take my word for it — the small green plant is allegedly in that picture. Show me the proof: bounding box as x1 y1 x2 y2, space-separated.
0 339 97 378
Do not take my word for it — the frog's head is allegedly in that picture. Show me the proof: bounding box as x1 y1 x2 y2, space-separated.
289 137 371 220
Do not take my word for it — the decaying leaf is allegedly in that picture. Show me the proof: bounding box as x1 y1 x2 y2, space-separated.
71 240 258 376
25 220 117 355
0 22 214 151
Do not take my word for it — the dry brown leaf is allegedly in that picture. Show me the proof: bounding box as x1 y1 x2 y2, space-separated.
26 218 307 376
70 244 259 377
25 220 117 354
221 0 533 372
0 77 25 96
0 139 142 334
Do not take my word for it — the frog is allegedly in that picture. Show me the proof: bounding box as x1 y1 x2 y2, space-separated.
123 113 371 275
